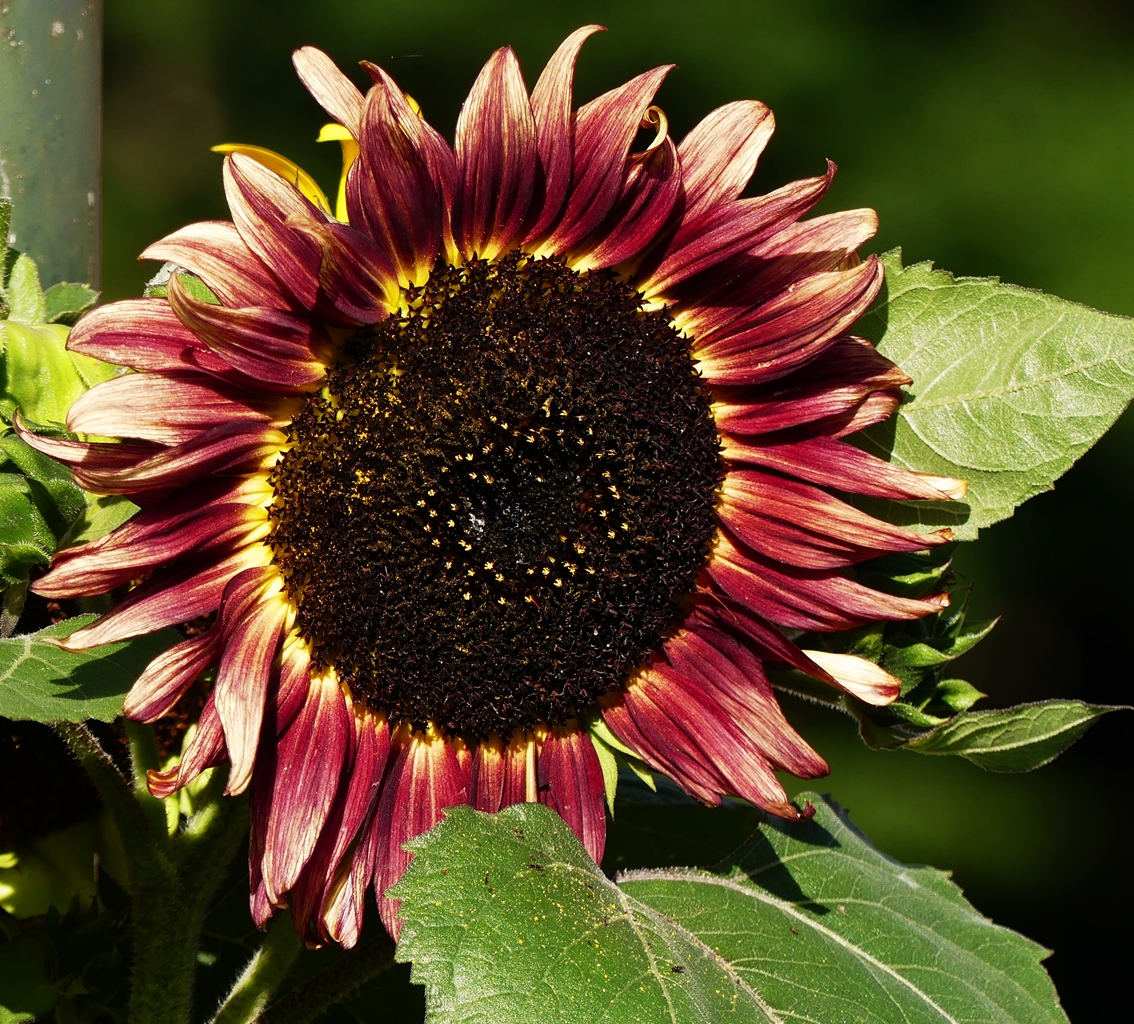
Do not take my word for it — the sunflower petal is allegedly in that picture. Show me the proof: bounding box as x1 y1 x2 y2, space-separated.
166 273 328 388
574 135 682 270
349 71 456 284
262 672 352 903
141 221 294 310
67 372 279 445
679 100 774 221
662 624 828 777
224 154 324 309
212 144 333 218
718 469 953 569
526 24 606 240
123 629 221 723
721 435 968 501
545 65 674 251
215 568 290 795
694 258 884 385
147 693 227 799
709 531 950 632
373 731 468 939
538 726 606 863
54 548 266 650
644 162 836 296
455 46 538 259
35 503 267 597
292 46 365 136
800 649 902 706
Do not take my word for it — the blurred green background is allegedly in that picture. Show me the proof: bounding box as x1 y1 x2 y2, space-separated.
101 0 1133 1018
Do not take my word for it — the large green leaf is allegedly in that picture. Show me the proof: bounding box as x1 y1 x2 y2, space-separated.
0 321 117 426
394 799 1067 1024
0 616 180 723
858 250 1134 538
904 700 1125 770
42 283 99 327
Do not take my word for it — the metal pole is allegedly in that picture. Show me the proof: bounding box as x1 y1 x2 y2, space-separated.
0 1 102 287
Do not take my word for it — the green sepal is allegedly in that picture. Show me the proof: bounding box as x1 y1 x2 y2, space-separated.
933 677 987 713
584 711 655 812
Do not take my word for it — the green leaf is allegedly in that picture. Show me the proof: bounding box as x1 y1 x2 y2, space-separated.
858 250 1134 538
904 699 1128 770
394 799 1068 1024
0 616 180 723
0 434 86 536
43 283 99 326
58 493 139 549
4 255 46 325
143 265 219 304
620 793 1068 1024
0 935 69 1023
0 321 116 426
0 474 56 586
394 802 783 1024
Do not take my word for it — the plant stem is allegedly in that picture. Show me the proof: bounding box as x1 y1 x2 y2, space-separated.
123 719 170 835
56 723 252 1024
258 934 397 1024
209 912 302 1024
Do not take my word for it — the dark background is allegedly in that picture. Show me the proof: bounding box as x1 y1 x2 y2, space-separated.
101 1 1134 1018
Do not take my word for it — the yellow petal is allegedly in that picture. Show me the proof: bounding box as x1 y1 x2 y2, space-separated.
316 123 354 142
211 143 333 217
316 123 360 222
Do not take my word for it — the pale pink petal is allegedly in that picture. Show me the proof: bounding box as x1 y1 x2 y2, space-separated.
292 46 365 135
679 100 774 221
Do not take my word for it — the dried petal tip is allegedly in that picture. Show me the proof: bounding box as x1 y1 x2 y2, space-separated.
924 475 969 500
801 650 902 706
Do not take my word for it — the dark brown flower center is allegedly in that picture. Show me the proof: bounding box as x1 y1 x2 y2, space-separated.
269 252 721 738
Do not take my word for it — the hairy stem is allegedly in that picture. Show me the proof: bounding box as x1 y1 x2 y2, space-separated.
209 913 302 1024
56 724 252 1024
123 720 170 836
258 934 397 1024
55 721 194 1024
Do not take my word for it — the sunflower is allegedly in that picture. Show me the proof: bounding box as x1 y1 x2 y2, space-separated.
19 26 965 946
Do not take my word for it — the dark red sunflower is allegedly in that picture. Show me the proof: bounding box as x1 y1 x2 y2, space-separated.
19 26 964 946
